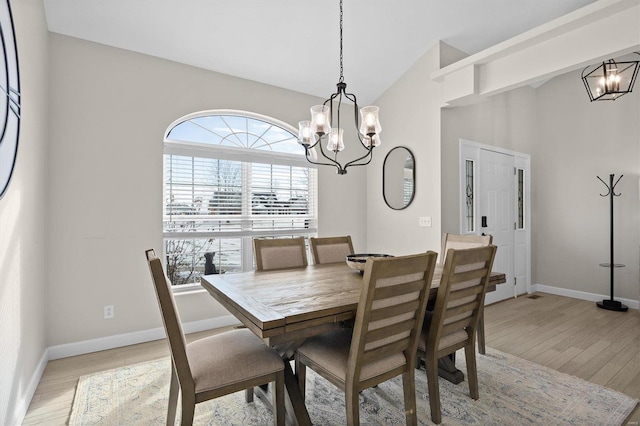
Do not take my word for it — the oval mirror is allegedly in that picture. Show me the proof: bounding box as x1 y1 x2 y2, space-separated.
383 146 415 210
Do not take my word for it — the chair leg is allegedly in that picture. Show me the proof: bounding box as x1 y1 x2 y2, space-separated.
180 391 196 426
345 384 360 426
465 344 479 400
294 355 307 401
401 370 418 426
425 354 441 424
273 371 285 426
477 308 486 355
166 364 179 426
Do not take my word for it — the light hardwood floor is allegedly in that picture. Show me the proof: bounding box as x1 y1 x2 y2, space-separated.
22 293 639 425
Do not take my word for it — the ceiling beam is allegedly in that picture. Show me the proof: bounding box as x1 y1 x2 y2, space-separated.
432 0 640 106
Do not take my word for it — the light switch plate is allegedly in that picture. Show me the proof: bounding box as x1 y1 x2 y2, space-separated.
419 216 432 227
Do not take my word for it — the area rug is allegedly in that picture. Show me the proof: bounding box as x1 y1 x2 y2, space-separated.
69 348 637 425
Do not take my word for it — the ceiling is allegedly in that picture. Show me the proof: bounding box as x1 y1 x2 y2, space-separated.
43 0 597 105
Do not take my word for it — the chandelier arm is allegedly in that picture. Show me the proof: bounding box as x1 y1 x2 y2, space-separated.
343 146 375 169
323 90 342 107
316 136 349 171
342 90 362 136
303 145 343 173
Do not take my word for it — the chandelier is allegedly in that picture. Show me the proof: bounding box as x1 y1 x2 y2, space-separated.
581 53 640 101
298 0 381 175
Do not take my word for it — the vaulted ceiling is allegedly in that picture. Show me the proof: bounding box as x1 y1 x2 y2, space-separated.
43 0 596 104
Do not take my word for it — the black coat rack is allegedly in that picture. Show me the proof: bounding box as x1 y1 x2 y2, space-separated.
596 174 628 312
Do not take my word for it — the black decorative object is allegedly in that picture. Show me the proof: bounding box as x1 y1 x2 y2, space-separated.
0 0 21 199
297 0 381 175
346 253 393 274
596 174 628 312
582 53 640 102
204 252 218 275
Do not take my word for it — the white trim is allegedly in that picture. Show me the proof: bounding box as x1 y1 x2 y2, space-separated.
14 315 240 425
11 350 49 426
164 140 314 169
165 109 299 139
163 109 318 167
47 315 240 360
532 283 639 310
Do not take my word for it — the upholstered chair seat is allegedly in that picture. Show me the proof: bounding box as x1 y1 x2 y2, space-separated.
186 329 284 393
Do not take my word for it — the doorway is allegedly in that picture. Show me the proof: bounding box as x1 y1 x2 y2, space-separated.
459 140 530 304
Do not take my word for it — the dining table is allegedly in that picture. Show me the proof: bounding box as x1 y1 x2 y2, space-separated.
201 262 506 425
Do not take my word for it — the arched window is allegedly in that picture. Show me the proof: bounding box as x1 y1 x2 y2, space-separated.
163 110 317 288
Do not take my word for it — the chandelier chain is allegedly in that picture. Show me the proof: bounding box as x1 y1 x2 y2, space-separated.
339 0 344 83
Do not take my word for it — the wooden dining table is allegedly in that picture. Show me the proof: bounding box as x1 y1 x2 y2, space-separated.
201 262 506 425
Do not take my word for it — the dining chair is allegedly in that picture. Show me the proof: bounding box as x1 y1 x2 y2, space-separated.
309 235 354 264
439 233 493 354
145 249 285 426
439 233 493 265
295 251 438 426
253 236 308 271
416 245 497 424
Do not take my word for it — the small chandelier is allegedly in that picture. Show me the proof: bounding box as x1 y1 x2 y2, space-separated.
298 0 381 175
581 53 640 101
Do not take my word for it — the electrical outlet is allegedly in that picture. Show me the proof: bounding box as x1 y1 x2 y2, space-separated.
104 305 114 319
418 216 432 227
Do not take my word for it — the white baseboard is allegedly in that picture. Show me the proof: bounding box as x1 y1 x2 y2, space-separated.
47 314 240 360
532 284 639 310
14 315 239 426
10 350 49 426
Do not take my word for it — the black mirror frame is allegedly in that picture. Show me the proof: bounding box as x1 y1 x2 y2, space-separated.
383 146 415 210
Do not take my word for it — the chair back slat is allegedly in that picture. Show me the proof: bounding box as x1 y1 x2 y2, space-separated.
369 300 420 322
362 336 413 364
310 236 354 264
347 252 437 386
145 250 193 389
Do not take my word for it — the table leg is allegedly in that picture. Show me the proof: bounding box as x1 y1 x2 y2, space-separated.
252 362 311 426
284 361 311 425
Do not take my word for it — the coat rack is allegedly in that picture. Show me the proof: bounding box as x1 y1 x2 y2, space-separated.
596 174 628 312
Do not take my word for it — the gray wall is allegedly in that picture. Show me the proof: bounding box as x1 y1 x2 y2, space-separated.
365 42 468 257
46 33 368 346
442 71 639 301
535 70 639 300
0 0 49 424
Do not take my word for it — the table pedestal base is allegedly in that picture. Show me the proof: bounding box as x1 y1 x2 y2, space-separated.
437 354 465 384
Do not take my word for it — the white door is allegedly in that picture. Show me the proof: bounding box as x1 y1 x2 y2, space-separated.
479 149 517 304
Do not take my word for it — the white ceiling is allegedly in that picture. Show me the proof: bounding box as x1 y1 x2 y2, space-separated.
43 0 597 105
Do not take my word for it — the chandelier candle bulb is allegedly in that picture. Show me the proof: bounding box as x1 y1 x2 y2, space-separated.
298 121 314 145
310 105 331 135
327 128 345 152
359 106 381 136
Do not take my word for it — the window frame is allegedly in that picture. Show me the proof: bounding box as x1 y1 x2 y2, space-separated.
163 110 318 291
